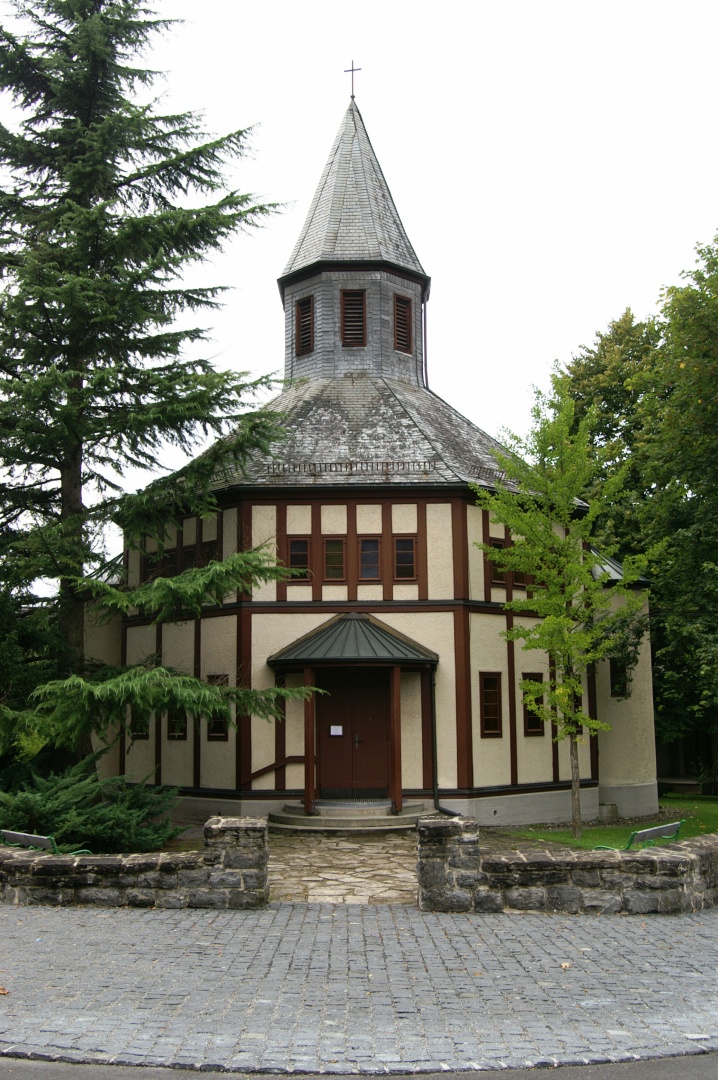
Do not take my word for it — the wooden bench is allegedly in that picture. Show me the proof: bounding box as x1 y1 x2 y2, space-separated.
1 830 91 856
595 819 685 851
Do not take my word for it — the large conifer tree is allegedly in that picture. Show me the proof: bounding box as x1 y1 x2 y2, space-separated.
0 1 305 753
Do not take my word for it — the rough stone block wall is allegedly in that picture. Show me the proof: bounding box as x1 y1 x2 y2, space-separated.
417 816 718 915
0 817 268 910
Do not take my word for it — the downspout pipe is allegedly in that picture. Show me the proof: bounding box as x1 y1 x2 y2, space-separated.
431 666 460 817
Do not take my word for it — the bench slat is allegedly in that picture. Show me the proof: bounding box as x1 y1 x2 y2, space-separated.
1 830 54 850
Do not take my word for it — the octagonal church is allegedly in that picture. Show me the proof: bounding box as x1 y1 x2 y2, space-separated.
95 101 658 825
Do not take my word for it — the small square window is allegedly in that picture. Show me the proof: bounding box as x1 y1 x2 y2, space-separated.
359 538 380 579
288 538 310 579
394 537 416 579
480 673 502 737
323 539 345 580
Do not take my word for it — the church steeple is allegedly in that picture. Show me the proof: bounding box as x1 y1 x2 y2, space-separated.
281 100 428 291
280 102 430 387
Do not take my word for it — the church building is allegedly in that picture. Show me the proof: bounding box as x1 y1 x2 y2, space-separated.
94 101 658 825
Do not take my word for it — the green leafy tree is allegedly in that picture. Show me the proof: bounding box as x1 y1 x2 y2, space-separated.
474 377 646 837
0 1 310 768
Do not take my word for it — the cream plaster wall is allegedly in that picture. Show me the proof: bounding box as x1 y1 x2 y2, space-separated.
252 505 277 602
400 671 423 788
86 614 121 778
356 504 382 533
287 585 313 602
512 617 553 785
426 504 454 600
202 514 217 542
393 584 419 601
467 504 484 602
597 621 657 787
124 624 157 780
392 503 417 534
183 517 196 545
321 505 347 534
287 505 312 534
162 621 193 674
488 517 505 540
323 585 348 601
470 612 511 787
250 612 329 790
222 507 237 557
199 617 238 791
357 585 383 600
284 672 306 790
127 549 140 587
161 726 194 788
126 623 156 664
380 612 457 788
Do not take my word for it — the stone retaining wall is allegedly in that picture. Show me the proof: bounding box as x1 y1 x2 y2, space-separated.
417 816 718 914
0 817 268 909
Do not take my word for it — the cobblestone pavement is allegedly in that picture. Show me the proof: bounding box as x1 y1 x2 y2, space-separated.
268 833 417 904
2 904 718 1072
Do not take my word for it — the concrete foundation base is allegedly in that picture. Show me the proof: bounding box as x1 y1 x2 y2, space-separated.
437 787 600 826
598 780 659 818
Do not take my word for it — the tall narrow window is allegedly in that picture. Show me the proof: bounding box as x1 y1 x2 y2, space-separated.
479 673 502 737
341 290 366 347
129 706 150 740
323 539 345 580
295 295 314 356
394 537 416 579
167 707 188 740
522 673 544 736
206 674 229 741
394 294 412 353
288 538 310 578
489 539 506 585
359 538 380 579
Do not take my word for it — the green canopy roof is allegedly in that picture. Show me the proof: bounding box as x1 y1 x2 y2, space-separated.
267 613 438 668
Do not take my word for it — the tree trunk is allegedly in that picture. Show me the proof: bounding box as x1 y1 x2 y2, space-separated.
569 730 582 839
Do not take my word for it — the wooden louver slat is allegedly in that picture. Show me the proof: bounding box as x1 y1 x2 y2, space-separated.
296 295 314 355
394 294 412 353
341 290 366 347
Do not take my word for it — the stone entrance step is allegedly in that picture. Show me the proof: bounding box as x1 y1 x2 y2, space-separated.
268 800 430 833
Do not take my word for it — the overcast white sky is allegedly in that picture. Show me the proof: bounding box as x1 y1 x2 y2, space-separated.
141 0 718 446
7 0 718 452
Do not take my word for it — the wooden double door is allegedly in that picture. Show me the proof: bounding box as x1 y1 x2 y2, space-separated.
316 668 389 797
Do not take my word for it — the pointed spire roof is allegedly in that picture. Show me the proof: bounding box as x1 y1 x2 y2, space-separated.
281 101 428 287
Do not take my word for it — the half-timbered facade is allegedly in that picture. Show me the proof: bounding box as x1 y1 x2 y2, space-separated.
90 101 658 824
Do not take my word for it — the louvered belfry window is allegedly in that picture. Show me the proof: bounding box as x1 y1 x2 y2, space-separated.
394 294 412 353
295 296 314 356
341 290 366 347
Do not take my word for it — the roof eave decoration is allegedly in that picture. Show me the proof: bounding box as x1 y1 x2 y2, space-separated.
267 612 439 668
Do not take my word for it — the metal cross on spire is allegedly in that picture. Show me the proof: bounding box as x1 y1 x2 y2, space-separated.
344 60 361 99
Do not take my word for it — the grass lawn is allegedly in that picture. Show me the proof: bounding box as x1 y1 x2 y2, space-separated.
508 794 718 850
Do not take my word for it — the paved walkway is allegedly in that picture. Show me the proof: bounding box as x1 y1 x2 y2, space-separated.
2 902 718 1072
268 833 417 904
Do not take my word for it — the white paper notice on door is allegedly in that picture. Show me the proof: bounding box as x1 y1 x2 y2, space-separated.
330 725 343 736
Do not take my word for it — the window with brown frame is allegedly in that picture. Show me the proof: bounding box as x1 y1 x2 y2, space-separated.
341 289 366 347
323 538 345 580
295 295 314 356
489 539 506 585
288 537 310 579
201 540 218 566
479 673 502 737
167 707 188 741
394 536 416 579
522 673 544 736
182 545 197 571
513 568 527 588
394 294 412 353
129 706 150 740
206 674 229 741
359 537 381 579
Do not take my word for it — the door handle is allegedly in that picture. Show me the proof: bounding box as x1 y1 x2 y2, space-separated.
355 734 362 747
